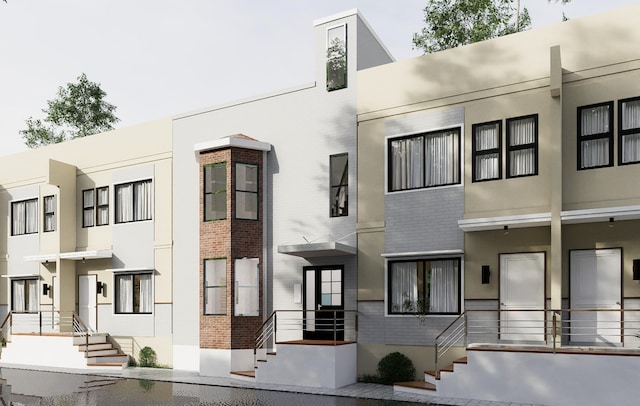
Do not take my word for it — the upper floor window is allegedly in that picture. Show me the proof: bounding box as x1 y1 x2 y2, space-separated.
388 258 460 315
43 195 55 232
388 128 461 192
11 198 38 236
330 153 348 217
235 163 258 220
507 114 538 177
115 272 152 314
96 186 109 226
619 97 640 165
204 163 226 221
204 258 226 315
577 102 613 170
115 180 152 223
472 121 502 182
11 278 38 312
326 25 347 91
82 189 95 227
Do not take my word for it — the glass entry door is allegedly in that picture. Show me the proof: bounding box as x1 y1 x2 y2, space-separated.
303 266 344 340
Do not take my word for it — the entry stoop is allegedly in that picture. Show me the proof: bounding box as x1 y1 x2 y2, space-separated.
73 334 129 368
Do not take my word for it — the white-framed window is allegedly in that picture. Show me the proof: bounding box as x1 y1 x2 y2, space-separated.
96 186 109 226
619 96 640 165
11 278 38 312
11 198 38 236
388 128 461 192
43 195 56 232
204 163 226 221
578 102 613 170
115 179 152 223
82 189 95 227
472 120 502 182
326 24 347 91
388 258 460 315
506 114 538 177
204 258 226 315
330 153 348 217
235 163 258 220
235 258 259 316
115 272 152 314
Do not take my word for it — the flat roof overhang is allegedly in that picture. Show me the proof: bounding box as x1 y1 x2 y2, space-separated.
59 250 112 261
458 212 552 232
277 242 356 258
561 205 640 224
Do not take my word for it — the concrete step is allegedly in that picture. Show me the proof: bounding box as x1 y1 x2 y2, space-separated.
86 354 129 365
73 334 108 346
76 342 112 352
84 348 118 357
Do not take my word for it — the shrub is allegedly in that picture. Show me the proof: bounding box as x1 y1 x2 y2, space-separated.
138 346 157 367
376 352 415 384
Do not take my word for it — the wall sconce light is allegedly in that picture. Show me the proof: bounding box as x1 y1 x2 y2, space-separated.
503 225 509 235
42 283 51 296
96 281 105 294
608 217 615 228
82 257 86 263
633 259 640 281
481 265 491 284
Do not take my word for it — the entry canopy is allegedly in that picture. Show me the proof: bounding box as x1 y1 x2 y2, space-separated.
24 250 112 262
277 241 356 258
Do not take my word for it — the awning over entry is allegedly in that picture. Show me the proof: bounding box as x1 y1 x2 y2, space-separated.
277 241 356 258
24 250 112 262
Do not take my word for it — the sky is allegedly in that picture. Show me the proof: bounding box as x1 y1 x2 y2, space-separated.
1 0 638 156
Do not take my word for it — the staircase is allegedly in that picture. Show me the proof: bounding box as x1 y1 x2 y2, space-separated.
394 356 467 395
74 333 129 368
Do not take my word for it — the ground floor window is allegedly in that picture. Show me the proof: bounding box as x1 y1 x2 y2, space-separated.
204 258 226 315
12 278 38 312
115 272 152 314
388 258 460 315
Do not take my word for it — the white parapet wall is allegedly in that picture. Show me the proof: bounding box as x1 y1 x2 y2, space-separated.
0 335 88 370
437 348 640 405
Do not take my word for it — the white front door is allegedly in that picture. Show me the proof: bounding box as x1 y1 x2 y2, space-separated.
570 249 621 344
78 275 97 331
500 252 545 342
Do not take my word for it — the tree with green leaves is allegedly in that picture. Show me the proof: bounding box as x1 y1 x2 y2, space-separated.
21 73 119 149
413 0 531 54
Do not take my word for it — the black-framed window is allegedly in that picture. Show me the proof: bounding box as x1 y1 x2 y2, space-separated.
577 102 613 170
388 258 460 315
619 96 640 165
82 189 95 227
115 179 152 223
11 198 38 236
506 114 538 178
43 195 55 232
388 127 461 192
115 272 152 314
204 258 226 315
472 120 502 182
235 163 258 220
330 153 348 217
96 186 109 226
11 278 38 312
326 24 347 91
204 163 226 221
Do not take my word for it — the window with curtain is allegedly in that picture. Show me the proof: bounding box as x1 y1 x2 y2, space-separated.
204 258 226 315
115 179 152 223
330 153 348 217
96 186 109 226
43 195 55 232
234 258 259 316
578 102 613 170
11 198 38 236
82 189 95 227
235 163 258 220
619 97 640 165
506 115 538 177
388 258 460 315
388 128 461 192
11 279 38 312
204 163 226 221
472 121 502 182
326 24 347 91
115 272 152 314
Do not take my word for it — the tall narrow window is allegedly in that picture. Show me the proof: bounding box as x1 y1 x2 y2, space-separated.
619 97 640 165
96 186 109 226
115 180 152 223
326 25 347 91
235 258 259 316
507 115 538 177
235 163 258 220
43 195 56 232
204 259 226 315
388 128 460 192
578 102 613 169
115 272 152 314
82 189 95 227
472 121 502 181
204 163 226 221
330 153 348 217
11 279 38 312
11 198 38 236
